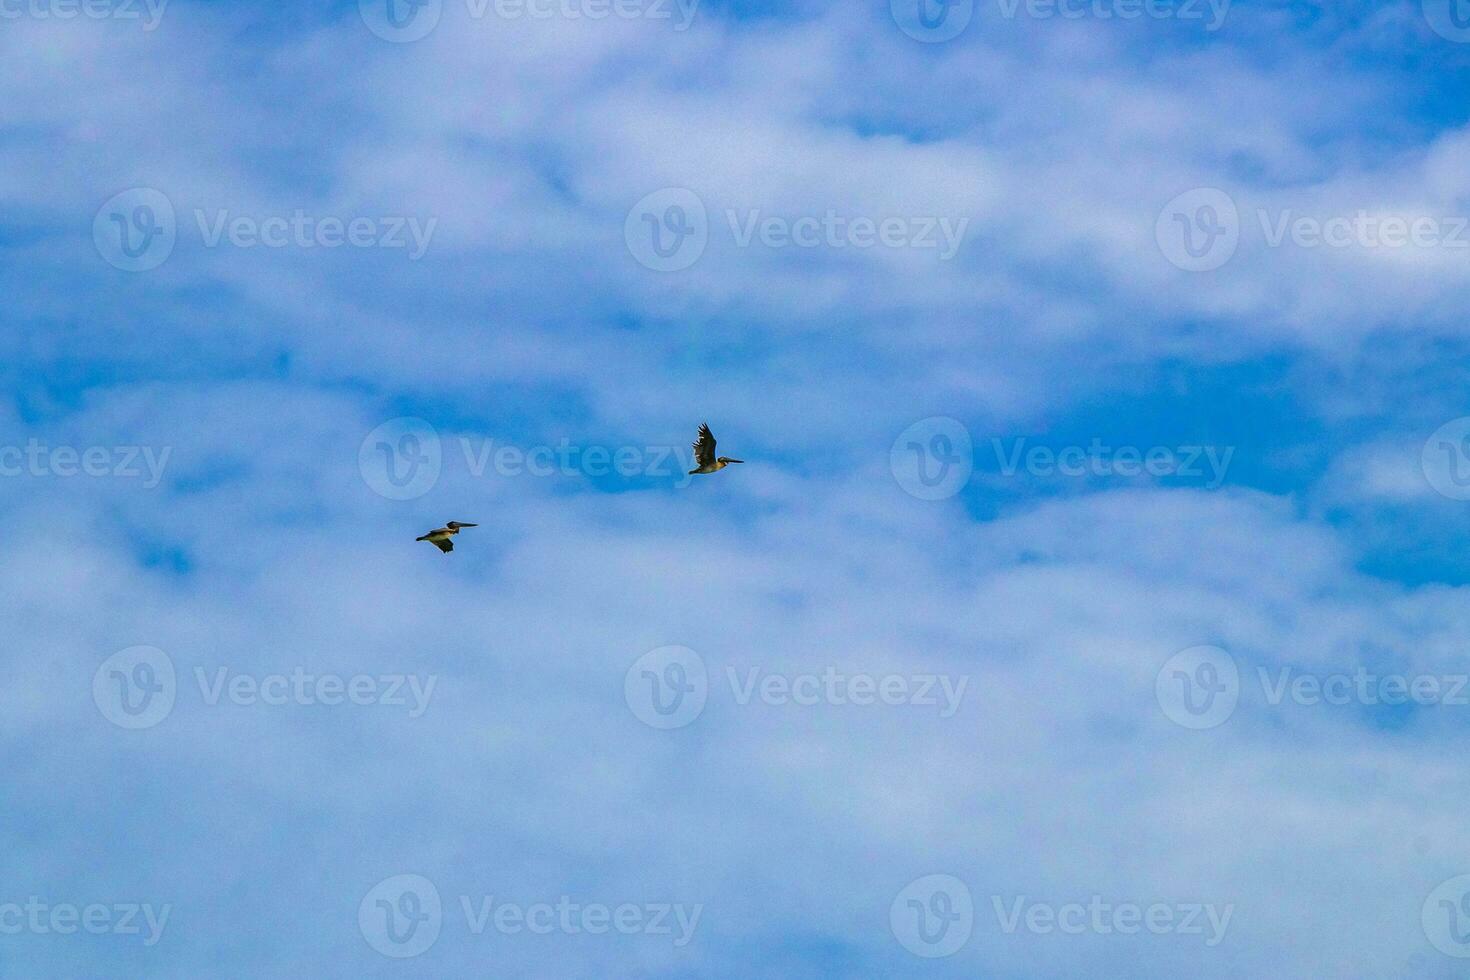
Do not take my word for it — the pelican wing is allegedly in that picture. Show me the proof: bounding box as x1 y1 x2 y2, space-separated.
417 528 454 552
692 423 717 467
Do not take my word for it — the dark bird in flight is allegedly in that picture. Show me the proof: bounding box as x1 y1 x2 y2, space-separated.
416 521 478 553
688 423 744 476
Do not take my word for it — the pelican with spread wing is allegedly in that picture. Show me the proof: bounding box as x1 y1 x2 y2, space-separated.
688 423 744 476
416 521 478 553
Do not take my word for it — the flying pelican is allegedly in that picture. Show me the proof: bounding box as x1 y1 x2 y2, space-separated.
416 521 478 553
688 423 744 476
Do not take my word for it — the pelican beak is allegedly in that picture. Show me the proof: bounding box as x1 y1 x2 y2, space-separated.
727 459 744 464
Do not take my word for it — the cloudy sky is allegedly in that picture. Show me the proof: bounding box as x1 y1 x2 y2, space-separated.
4 0 1470 976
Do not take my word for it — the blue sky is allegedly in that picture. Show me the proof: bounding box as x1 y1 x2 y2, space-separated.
5 0 1470 976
